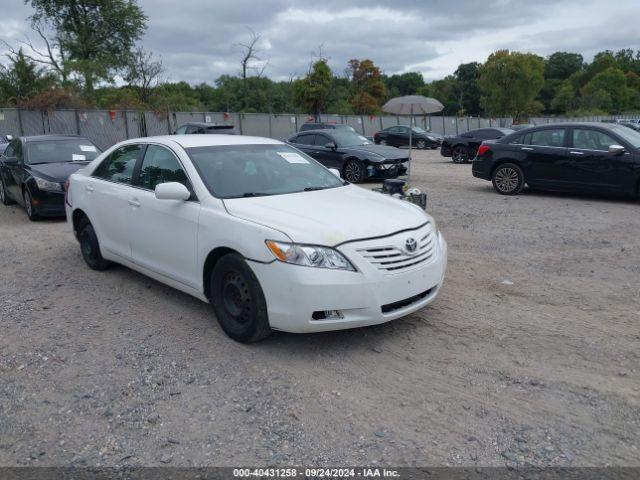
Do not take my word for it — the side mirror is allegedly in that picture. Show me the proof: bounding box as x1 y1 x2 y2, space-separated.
329 168 341 179
155 182 191 201
3 156 18 166
6 135 13 141
608 144 625 155
325 142 337 150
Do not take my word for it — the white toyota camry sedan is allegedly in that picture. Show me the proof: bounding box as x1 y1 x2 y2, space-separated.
65 135 447 342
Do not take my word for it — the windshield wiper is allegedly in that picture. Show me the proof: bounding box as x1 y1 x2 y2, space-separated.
303 186 329 192
239 192 274 198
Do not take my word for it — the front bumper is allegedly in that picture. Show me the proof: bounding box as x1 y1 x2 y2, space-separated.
31 189 66 217
440 144 452 157
366 161 408 179
249 228 447 333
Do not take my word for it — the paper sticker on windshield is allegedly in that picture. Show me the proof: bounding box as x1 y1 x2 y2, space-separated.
278 152 309 164
72 154 86 161
79 145 97 152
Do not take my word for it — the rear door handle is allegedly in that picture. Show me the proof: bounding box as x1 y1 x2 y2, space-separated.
569 151 584 155
85 185 94 192
521 147 534 151
128 199 141 208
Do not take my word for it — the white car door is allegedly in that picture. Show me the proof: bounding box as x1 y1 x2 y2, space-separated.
87 144 145 260
128 144 200 288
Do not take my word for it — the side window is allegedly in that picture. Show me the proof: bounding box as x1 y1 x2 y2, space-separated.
175 126 187 135
3 142 15 158
528 129 565 147
195 127 206 134
573 129 618 151
314 134 331 146
185 125 197 134
509 135 524 145
294 134 316 145
93 144 143 185
138 145 190 191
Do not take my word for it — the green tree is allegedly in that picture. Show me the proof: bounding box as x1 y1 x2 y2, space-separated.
347 59 386 114
551 80 578 112
384 72 424 96
454 62 481 115
293 59 333 118
478 50 545 121
418 76 458 115
545 52 583 80
582 67 631 112
0 48 57 104
28 0 147 92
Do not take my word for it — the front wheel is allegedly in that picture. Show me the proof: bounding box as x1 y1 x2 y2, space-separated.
492 163 525 195
23 188 39 221
0 177 15 205
210 253 272 343
343 159 365 183
451 146 468 164
416 139 426 149
78 219 111 270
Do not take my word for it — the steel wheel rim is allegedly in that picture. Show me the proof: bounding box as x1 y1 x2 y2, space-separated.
222 271 252 324
24 191 32 216
495 167 519 192
345 162 361 182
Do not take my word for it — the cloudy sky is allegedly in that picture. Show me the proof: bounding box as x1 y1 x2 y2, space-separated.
1 0 638 84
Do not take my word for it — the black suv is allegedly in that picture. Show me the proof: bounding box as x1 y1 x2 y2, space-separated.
472 122 640 197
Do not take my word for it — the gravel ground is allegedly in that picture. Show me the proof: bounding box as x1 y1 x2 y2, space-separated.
0 149 639 468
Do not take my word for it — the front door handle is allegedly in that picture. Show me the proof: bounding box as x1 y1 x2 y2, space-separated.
85 185 94 192
521 147 534 151
128 199 141 208
569 151 584 155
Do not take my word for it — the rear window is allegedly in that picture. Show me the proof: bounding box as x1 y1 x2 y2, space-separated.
26 139 101 164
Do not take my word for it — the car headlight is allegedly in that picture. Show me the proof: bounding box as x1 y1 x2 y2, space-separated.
265 240 356 271
426 135 436 141
34 177 63 192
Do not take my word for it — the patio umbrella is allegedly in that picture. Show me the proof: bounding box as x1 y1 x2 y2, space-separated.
382 95 444 181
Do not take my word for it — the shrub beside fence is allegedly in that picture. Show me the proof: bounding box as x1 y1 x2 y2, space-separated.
0 108 637 151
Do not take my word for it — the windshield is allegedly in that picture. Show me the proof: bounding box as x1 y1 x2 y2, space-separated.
610 124 640 148
411 127 427 133
26 139 101 164
186 144 346 199
331 130 372 147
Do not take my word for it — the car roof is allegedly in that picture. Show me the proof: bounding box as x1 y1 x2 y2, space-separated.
20 134 85 143
524 122 620 129
144 134 284 148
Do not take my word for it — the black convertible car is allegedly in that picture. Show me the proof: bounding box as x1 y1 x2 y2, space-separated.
441 127 514 163
0 135 101 220
473 122 640 197
286 129 408 183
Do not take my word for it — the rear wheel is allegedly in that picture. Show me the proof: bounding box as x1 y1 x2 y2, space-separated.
344 159 365 183
416 139 426 149
452 145 468 164
210 253 272 343
0 177 15 205
78 219 110 270
378 139 387 146
492 163 525 195
23 188 39 221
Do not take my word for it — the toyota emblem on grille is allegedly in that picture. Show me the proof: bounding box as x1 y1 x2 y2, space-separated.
405 237 418 253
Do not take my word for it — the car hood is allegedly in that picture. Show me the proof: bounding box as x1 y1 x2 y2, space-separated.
223 184 428 245
343 144 408 160
28 161 91 182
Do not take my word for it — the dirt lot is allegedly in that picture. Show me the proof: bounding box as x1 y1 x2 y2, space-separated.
0 149 639 468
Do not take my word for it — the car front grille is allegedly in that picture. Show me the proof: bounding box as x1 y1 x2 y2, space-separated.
355 225 436 273
381 287 433 314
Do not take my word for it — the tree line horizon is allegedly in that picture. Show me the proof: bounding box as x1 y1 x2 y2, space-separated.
2 1 640 121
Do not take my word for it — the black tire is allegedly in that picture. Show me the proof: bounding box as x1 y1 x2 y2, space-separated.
78 219 110 270
0 177 15 205
416 139 426 149
343 159 365 183
378 139 387 146
492 163 525 195
23 188 40 221
210 253 272 343
451 145 468 164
